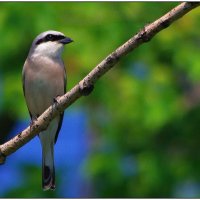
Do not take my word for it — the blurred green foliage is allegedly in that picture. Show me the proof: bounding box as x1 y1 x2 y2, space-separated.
0 2 200 198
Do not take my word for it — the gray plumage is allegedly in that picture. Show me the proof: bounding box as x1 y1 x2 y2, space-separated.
22 30 73 190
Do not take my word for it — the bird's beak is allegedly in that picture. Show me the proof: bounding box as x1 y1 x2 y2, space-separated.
59 37 73 45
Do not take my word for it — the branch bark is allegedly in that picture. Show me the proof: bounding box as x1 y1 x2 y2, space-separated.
0 2 199 164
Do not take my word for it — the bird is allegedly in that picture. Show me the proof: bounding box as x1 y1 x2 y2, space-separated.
22 30 73 190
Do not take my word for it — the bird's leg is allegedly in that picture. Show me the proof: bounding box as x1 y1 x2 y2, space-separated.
29 116 38 131
53 95 61 104
30 116 37 126
52 95 62 114
79 81 94 96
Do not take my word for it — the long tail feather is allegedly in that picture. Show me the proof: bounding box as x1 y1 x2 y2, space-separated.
42 143 55 191
39 117 60 190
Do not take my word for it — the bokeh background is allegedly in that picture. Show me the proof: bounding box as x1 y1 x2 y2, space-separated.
0 2 200 198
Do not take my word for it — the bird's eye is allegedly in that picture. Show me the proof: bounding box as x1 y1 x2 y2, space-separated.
46 34 54 41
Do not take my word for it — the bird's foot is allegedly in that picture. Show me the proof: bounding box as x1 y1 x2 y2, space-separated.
53 95 61 104
52 95 63 114
29 116 37 130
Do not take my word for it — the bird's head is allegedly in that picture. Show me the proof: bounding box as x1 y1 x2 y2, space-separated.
30 30 73 58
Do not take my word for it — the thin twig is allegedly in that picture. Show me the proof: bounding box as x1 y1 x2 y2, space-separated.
0 2 199 164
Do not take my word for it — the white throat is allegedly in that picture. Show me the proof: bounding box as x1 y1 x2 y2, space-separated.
32 41 64 59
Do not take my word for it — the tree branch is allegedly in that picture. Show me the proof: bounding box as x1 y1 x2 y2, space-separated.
0 2 199 164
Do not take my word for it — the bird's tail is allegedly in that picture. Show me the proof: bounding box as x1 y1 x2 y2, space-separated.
41 139 55 191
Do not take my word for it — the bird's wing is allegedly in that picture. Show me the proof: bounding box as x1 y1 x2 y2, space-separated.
22 59 33 119
54 62 66 144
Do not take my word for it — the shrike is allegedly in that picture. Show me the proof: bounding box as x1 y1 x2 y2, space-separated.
22 30 73 190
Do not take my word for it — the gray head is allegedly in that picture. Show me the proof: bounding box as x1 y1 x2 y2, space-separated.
29 30 73 58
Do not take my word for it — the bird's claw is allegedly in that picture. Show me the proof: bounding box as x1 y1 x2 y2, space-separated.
53 96 61 104
30 116 37 131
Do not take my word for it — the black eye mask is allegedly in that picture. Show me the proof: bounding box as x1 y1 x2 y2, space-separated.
36 34 65 45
